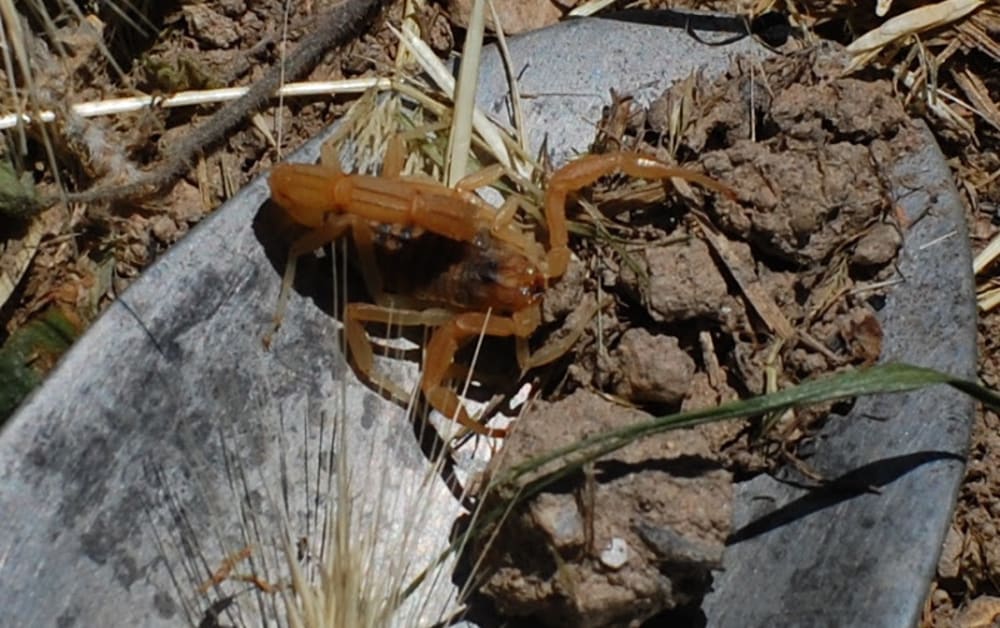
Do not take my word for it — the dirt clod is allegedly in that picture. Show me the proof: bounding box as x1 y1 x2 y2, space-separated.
635 236 729 323
184 4 241 49
938 524 964 580
478 390 731 628
702 140 889 265
611 329 694 404
447 0 574 33
953 595 1000 628
483 45 912 626
837 308 883 365
852 223 902 268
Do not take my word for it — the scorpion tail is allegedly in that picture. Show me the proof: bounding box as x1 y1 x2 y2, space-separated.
268 163 342 228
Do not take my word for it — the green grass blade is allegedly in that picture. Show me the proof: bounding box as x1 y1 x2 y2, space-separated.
403 362 998 607
493 363 997 500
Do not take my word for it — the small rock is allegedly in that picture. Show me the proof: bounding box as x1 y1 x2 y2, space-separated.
448 0 572 33
929 586 950 608
937 524 964 579
612 329 695 404
150 216 178 243
681 371 738 413
786 347 830 376
419 4 454 55
599 537 629 570
838 308 883 365
852 223 902 268
642 238 728 322
633 521 722 568
216 0 247 17
543 256 587 322
530 493 584 551
955 595 1000 628
184 4 240 49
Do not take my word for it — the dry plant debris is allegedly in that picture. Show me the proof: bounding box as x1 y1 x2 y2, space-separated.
642 2 1000 625
0 0 396 419
447 0 582 33
761 4 1000 627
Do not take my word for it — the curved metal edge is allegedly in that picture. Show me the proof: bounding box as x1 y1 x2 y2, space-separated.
0 124 359 626
703 120 976 628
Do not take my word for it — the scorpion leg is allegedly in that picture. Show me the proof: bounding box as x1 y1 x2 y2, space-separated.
451 165 523 232
451 164 547 268
344 303 453 407
454 164 506 192
319 139 345 172
346 215 386 305
423 311 525 437
345 304 509 438
269 217 353 341
491 195 546 263
270 213 386 341
451 164 529 246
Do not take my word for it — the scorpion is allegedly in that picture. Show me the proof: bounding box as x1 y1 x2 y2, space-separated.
267 141 735 437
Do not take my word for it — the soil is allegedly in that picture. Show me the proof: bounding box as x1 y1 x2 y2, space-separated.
1 2 999 628
0 0 402 335
473 47 908 624
477 390 732 627
927 341 1000 626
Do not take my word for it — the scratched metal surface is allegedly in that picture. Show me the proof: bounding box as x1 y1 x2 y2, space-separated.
0 16 974 628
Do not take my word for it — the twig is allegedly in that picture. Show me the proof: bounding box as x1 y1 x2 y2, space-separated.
62 0 384 205
0 79 393 130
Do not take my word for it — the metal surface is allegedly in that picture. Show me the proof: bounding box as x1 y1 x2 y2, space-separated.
0 17 975 628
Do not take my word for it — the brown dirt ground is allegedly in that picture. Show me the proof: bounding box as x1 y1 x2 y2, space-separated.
475 46 911 624
1 1 411 329
1 1 999 627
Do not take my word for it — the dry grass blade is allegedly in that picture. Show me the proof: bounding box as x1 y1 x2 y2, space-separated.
693 213 796 341
0 79 394 131
974 233 1000 276
569 0 617 17
950 68 1000 134
486 0 530 162
0 1 26 156
51 0 125 77
391 24 514 170
877 0 896 17
979 283 1000 313
847 0 987 69
955 8 1000 61
661 72 698 159
446 0 485 186
0 0 64 193
0 215 45 309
